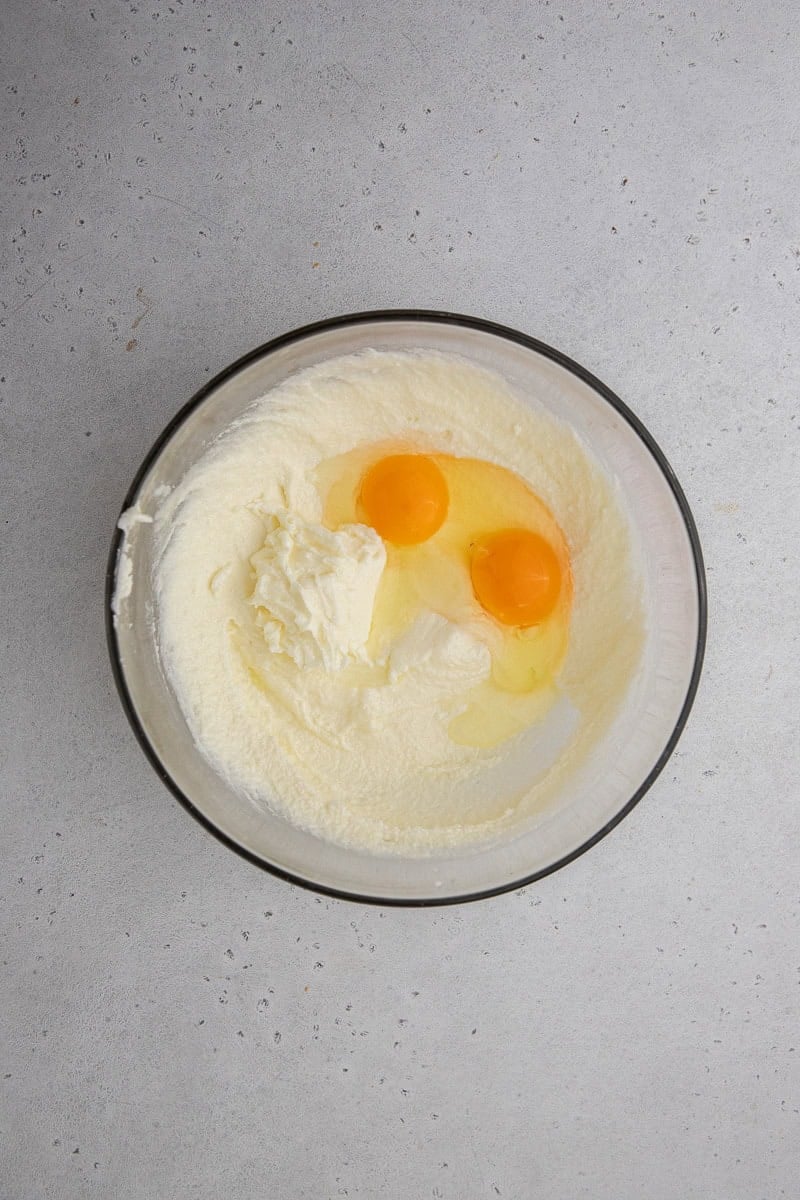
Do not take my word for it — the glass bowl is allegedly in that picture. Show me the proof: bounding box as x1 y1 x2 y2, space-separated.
106 311 706 905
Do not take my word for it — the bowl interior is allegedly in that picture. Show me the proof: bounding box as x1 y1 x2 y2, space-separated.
109 315 704 903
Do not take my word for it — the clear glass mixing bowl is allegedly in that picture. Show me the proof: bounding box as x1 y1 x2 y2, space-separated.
106 312 706 905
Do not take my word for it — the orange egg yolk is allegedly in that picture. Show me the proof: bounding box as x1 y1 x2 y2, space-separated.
470 528 563 627
359 454 449 545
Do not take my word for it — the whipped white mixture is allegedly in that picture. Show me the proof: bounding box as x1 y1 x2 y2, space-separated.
116 350 644 852
249 512 386 672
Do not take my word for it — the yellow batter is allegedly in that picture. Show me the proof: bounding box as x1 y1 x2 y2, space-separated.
135 350 643 852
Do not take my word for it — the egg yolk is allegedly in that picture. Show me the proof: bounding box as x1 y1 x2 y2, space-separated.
359 454 449 546
470 528 563 627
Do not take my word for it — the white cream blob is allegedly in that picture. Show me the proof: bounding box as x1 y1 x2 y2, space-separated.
248 512 386 672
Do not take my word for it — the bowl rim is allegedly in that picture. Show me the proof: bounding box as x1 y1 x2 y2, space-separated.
105 309 707 907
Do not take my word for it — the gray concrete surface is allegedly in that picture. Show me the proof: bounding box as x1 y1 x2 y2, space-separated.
2 1 798 1197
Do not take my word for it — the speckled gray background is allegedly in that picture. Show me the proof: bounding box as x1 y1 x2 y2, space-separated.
2 1 798 1197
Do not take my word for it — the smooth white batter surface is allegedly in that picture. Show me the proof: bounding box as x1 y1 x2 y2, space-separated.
142 350 643 851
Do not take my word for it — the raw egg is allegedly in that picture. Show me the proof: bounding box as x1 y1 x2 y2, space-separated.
317 442 573 748
470 528 563 628
359 453 448 545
